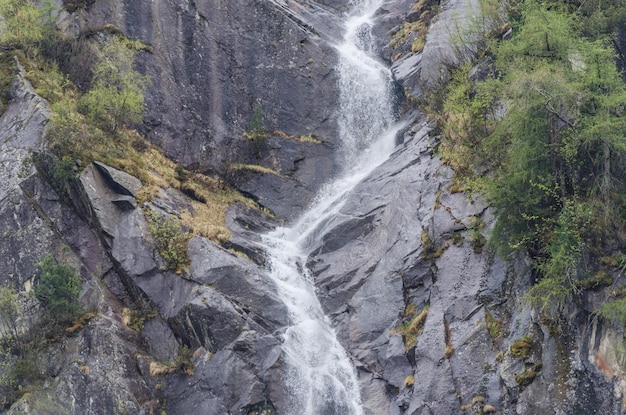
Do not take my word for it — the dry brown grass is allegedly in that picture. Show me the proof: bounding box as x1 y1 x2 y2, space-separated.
391 305 430 349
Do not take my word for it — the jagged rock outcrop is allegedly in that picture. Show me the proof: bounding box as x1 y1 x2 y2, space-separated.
0 59 289 414
304 107 623 415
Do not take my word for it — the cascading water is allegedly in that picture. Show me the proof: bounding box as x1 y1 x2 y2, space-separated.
338 0 396 164
261 1 398 413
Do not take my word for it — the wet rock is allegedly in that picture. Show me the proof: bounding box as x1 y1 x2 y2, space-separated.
188 236 289 328
142 317 179 361
223 202 280 265
164 333 283 414
111 195 137 211
75 163 291 413
420 0 483 89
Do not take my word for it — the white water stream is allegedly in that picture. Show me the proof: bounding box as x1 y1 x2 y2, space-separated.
260 1 398 413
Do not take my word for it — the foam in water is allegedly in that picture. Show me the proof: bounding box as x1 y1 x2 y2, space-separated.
260 1 399 413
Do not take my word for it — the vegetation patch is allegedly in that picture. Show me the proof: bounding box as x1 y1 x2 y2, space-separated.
510 336 533 359
576 271 613 291
229 163 285 177
444 344 455 359
391 305 429 349
420 230 445 260
429 0 626 319
35 254 83 326
468 215 486 253
149 345 194 377
515 362 543 390
64 311 98 335
0 3 257 249
147 211 191 274
121 307 158 332
269 130 322 144
596 297 626 326
0 250 91 407
389 0 438 57
244 105 266 158
485 308 503 341
77 36 148 134
62 0 95 12
461 395 486 411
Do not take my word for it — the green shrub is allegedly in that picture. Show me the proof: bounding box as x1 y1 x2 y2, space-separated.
510 336 533 359
0 0 44 50
35 254 83 325
515 362 543 389
78 35 148 134
391 305 429 349
244 105 266 158
246 105 266 140
148 211 191 273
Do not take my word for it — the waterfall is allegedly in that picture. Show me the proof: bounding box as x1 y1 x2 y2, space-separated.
338 0 396 166
261 1 398 413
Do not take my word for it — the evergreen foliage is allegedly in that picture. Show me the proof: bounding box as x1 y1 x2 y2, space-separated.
245 105 267 158
437 0 626 315
0 0 44 49
35 254 83 325
248 105 266 139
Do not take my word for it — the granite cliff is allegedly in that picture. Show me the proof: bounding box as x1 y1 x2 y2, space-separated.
1 0 625 414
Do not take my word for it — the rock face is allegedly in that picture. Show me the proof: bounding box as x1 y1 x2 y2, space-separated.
307 118 622 414
2 0 626 414
60 0 351 220
0 59 54 286
0 59 290 414
419 0 482 89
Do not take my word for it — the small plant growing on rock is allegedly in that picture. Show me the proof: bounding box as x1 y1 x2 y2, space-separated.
175 164 188 182
515 362 543 389
404 374 415 388
576 271 613 291
485 309 504 341
421 230 445 260
469 215 486 254
510 336 533 359
149 345 194 377
245 105 267 158
444 344 455 359
482 404 497 413
148 211 191 274
392 305 429 349
596 297 626 326
175 345 194 376
0 286 23 354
